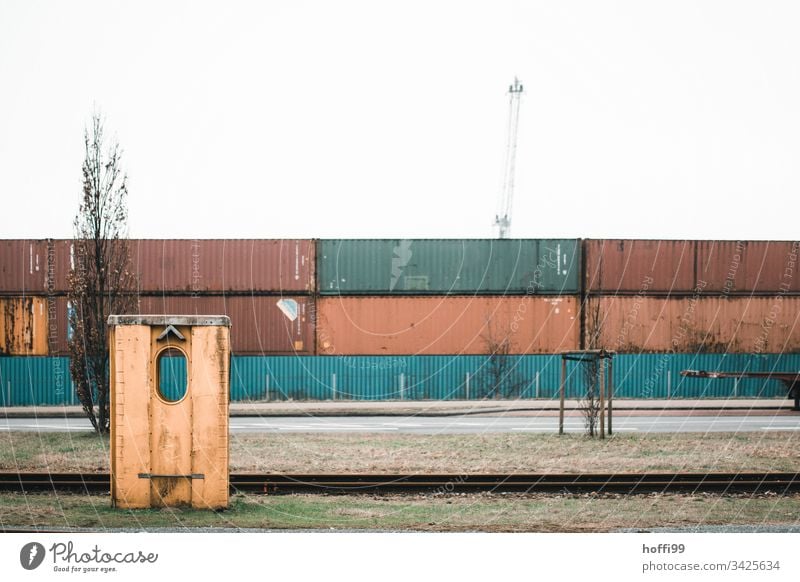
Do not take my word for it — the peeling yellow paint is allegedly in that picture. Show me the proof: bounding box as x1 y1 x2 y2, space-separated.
109 317 230 509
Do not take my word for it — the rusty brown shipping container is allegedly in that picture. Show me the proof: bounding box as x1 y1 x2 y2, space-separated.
0 239 73 294
130 239 314 293
135 295 314 354
696 240 800 294
316 296 579 355
587 296 800 353
0 240 49 293
585 239 697 294
0 297 48 355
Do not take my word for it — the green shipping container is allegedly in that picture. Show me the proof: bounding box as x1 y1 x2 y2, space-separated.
318 239 581 294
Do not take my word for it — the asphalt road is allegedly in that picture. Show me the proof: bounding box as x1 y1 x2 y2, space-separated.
2 415 800 434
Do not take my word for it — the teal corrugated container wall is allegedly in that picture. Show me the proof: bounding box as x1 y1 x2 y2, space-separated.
612 353 800 398
0 357 75 406
317 239 581 294
2 354 796 405
229 353 796 401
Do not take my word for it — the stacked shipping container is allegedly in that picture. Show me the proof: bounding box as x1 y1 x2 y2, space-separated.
584 239 800 353
316 239 581 355
1 237 799 403
0 239 316 356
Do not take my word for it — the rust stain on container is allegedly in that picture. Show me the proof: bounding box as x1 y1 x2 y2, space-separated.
696 241 800 294
585 239 696 294
137 295 315 354
588 295 800 353
316 296 579 355
0 297 48 355
131 239 315 293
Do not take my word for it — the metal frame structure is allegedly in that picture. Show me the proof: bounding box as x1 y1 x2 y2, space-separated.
559 350 615 438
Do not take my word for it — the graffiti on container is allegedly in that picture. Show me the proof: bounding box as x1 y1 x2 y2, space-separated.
389 240 413 291
190 239 201 296
753 242 799 354
641 280 707 397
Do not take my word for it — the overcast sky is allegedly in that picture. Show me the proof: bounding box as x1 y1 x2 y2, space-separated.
0 1 798 240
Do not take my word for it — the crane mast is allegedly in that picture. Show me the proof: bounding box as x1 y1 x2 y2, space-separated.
494 77 523 239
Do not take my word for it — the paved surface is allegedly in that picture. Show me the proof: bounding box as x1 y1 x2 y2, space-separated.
3 414 800 434
0 398 795 418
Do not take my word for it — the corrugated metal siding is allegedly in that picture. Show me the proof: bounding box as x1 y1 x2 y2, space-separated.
585 239 697 294
0 240 72 294
696 240 800 294
131 239 315 293
0 357 75 406
230 355 564 400
588 296 800 353
316 296 579 355
1 353 795 405
137 295 315 354
318 239 580 295
231 354 797 401
0 240 49 294
612 353 799 398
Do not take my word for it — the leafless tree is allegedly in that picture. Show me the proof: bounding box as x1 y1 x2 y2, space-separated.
479 319 527 399
68 113 136 434
582 301 603 437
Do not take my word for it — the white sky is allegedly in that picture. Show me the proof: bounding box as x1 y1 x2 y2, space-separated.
0 1 798 240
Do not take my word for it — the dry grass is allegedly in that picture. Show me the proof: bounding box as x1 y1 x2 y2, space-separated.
1 430 798 474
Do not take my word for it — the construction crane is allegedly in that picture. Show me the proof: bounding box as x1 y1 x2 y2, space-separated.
493 77 524 239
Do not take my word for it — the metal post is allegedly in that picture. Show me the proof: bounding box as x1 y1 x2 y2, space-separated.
559 357 566 435
667 370 671 399
734 377 738 398
399 373 405 400
599 357 606 440
608 357 613 436
332 373 337 401
535 371 540 399
265 374 270 402
6 381 10 407
465 372 470 400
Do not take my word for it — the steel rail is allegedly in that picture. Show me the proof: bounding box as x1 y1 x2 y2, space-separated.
1 472 800 494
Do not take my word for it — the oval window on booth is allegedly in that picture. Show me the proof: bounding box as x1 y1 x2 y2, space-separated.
157 347 188 402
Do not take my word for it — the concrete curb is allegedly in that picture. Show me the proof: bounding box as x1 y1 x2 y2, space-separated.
1 399 794 419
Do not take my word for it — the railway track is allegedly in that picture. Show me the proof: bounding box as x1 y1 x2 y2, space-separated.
1 472 800 494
